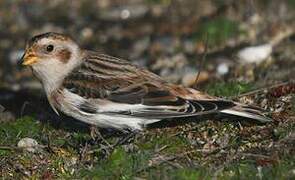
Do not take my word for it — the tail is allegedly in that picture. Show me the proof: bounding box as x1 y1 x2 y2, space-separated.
220 103 273 123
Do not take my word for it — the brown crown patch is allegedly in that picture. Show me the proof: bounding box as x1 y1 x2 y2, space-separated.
57 49 71 63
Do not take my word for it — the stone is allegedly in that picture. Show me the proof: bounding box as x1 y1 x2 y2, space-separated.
17 137 40 153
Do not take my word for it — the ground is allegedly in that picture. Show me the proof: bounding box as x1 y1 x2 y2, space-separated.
0 82 294 179
0 0 295 179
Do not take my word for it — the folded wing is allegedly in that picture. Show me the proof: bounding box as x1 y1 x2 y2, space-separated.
61 53 271 124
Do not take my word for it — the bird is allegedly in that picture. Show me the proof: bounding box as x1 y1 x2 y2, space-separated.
20 32 272 131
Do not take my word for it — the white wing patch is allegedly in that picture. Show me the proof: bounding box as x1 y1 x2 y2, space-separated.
59 89 161 130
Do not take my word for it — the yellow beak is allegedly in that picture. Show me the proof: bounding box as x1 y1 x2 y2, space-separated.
22 52 38 66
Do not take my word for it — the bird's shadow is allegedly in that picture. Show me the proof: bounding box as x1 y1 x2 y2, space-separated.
0 88 94 134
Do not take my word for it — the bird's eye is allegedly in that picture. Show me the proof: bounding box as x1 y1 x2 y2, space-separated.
46 45 54 52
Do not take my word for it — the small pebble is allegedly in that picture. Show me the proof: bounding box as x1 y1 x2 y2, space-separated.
182 72 197 87
121 9 130 19
237 44 273 64
217 63 229 75
100 5 148 21
182 71 209 87
81 27 94 39
17 137 40 153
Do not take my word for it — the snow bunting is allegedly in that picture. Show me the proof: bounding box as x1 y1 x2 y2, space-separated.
20 32 272 131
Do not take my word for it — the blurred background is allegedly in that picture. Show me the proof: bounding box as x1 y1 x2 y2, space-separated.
0 0 294 92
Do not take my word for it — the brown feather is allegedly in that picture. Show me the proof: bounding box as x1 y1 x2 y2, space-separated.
57 49 71 63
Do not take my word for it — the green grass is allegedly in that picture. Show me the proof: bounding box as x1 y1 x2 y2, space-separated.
194 17 240 47
0 81 294 179
138 134 188 153
80 147 151 179
173 168 210 180
0 117 41 146
288 0 295 8
219 156 295 180
206 81 253 97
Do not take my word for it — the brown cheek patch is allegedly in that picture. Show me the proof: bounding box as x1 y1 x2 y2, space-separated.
58 49 71 63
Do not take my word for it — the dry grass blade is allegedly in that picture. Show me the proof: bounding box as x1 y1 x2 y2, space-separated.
193 33 209 89
231 81 295 99
136 150 198 173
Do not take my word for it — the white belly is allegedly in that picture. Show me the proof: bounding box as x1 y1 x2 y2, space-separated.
56 89 161 130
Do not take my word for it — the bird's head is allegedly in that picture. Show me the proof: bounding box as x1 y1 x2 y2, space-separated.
21 32 83 93
21 32 81 66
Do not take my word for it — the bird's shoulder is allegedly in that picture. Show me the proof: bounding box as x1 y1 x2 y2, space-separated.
79 51 164 81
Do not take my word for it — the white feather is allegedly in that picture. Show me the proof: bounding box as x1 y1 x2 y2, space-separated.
220 109 272 122
60 89 161 130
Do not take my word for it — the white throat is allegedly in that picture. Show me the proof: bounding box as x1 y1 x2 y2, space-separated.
32 49 82 95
